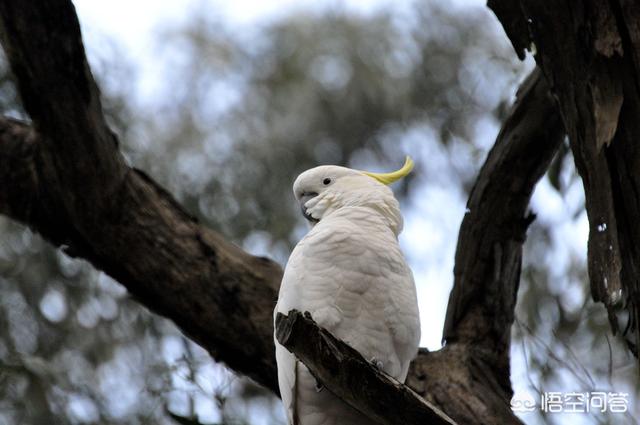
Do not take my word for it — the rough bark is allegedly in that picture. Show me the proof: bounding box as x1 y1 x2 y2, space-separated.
275 310 456 425
489 0 640 359
0 0 566 424
0 2 283 394
408 68 563 425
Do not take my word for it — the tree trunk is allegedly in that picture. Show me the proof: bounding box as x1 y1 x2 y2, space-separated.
489 0 640 361
8 0 633 424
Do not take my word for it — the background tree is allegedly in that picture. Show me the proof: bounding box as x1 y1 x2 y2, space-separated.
0 1 637 424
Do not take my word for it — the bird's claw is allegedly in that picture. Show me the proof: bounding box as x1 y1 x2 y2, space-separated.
370 357 384 370
315 380 324 393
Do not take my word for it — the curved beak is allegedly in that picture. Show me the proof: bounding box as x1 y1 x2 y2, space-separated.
299 192 319 224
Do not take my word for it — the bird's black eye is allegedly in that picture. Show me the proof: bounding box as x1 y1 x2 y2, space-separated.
323 178 332 185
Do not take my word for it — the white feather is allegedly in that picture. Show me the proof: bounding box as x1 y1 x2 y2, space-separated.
274 166 420 425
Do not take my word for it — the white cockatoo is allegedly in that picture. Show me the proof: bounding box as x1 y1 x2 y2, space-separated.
274 157 421 425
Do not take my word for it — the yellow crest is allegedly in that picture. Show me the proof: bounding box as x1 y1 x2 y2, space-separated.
361 156 414 185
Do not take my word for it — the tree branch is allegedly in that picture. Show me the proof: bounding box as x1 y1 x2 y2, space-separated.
401 68 564 425
0 1 284 393
443 68 564 366
0 0 127 221
275 310 456 425
488 0 640 362
0 116 284 393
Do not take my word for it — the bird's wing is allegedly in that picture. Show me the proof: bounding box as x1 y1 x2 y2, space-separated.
274 342 299 425
274 241 309 425
383 265 421 381
274 213 420 423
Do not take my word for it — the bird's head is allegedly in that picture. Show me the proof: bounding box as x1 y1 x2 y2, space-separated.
292 156 413 233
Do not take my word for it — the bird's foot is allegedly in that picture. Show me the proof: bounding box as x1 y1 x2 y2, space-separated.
369 357 384 370
315 380 324 393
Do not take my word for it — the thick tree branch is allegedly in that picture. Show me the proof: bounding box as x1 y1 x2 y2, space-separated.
0 0 127 222
489 0 640 361
275 310 456 425
402 68 564 425
0 114 283 393
0 2 283 393
443 68 564 365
